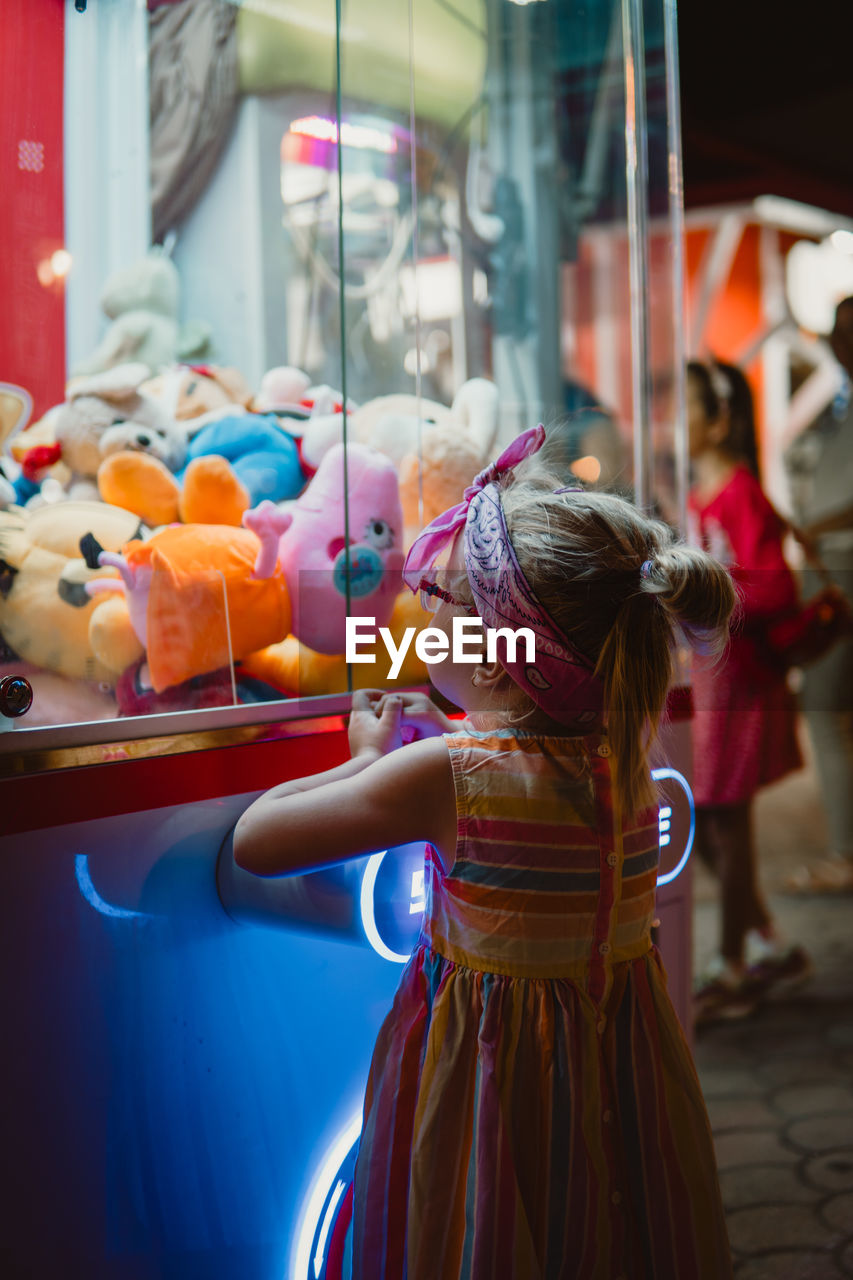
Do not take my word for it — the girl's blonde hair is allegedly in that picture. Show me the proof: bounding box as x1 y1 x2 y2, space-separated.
489 464 735 817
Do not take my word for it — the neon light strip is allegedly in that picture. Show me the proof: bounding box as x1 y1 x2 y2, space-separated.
360 852 411 964
409 869 425 914
314 1179 346 1278
651 767 695 886
74 854 146 919
291 1113 362 1280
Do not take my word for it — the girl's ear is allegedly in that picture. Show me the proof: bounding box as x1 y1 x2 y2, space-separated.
471 659 506 689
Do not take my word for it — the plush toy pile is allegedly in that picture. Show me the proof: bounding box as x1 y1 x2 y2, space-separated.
1 259 502 725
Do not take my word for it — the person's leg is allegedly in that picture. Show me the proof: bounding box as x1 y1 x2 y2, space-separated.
695 802 772 968
694 801 813 1026
693 804 766 1024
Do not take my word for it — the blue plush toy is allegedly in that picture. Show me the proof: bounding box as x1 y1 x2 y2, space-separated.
178 413 305 507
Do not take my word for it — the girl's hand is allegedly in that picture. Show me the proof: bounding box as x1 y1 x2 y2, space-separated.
789 522 821 565
347 689 403 760
377 690 458 741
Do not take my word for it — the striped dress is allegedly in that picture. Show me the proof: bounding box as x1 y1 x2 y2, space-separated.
351 728 732 1280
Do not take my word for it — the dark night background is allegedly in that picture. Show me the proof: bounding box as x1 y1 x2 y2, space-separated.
678 0 853 212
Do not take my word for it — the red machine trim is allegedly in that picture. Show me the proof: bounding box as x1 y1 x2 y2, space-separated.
4 724 350 836
3 691 691 836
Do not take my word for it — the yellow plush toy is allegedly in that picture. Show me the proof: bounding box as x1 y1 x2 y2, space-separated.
240 590 431 696
0 501 143 684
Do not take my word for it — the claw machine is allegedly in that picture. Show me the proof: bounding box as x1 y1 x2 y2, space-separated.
1 0 695 1275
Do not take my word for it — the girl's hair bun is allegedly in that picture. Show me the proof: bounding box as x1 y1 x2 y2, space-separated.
641 542 737 656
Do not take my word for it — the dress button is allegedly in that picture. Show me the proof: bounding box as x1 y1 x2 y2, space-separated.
596 1017 606 1034
597 743 611 757
603 1109 613 1124
611 1191 622 1206
606 852 618 868
598 942 611 955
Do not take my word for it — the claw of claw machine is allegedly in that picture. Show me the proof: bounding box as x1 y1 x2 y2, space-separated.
1 0 695 1274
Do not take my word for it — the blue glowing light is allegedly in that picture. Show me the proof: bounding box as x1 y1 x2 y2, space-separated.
360 852 412 964
659 805 672 848
292 1113 361 1280
651 767 695 886
74 854 146 919
409 868 426 915
314 1179 346 1278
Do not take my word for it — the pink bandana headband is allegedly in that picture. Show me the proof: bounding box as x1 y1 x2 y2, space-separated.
403 425 605 723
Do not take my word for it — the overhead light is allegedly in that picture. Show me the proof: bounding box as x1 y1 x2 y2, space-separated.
50 249 72 277
399 259 463 322
289 115 397 155
36 247 72 288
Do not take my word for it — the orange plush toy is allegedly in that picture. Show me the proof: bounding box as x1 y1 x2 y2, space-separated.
89 523 291 693
96 364 257 526
98 451 251 528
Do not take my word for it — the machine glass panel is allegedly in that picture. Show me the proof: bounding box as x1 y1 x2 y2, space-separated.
1 0 686 756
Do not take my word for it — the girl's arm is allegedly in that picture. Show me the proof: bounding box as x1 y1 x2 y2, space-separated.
802 500 853 540
233 692 457 877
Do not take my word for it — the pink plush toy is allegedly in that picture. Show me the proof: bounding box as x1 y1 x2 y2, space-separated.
244 442 404 655
81 443 403 690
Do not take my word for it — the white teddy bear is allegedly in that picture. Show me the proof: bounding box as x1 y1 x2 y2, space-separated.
298 377 499 543
14 363 184 505
72 249 210 378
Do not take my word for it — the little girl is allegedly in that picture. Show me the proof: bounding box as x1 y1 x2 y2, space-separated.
234 425 735 1279
687 360 812 1025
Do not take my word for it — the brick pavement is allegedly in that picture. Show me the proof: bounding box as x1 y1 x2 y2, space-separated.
692 723 853 1278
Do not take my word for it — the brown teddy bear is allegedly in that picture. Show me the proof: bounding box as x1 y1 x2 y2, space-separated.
11 363 184 506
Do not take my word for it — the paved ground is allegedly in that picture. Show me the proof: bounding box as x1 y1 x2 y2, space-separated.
693 722 853 1278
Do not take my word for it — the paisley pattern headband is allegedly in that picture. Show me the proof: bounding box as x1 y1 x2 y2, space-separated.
404 426 604 723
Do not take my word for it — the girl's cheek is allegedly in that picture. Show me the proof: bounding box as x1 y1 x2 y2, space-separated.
428 655 467 708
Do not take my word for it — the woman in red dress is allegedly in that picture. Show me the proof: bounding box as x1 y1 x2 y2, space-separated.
687 359 812 1025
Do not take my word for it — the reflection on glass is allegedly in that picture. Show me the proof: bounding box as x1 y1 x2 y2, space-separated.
3 0 686 739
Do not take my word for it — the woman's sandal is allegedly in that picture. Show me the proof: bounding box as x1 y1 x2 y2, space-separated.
782 859 853 895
